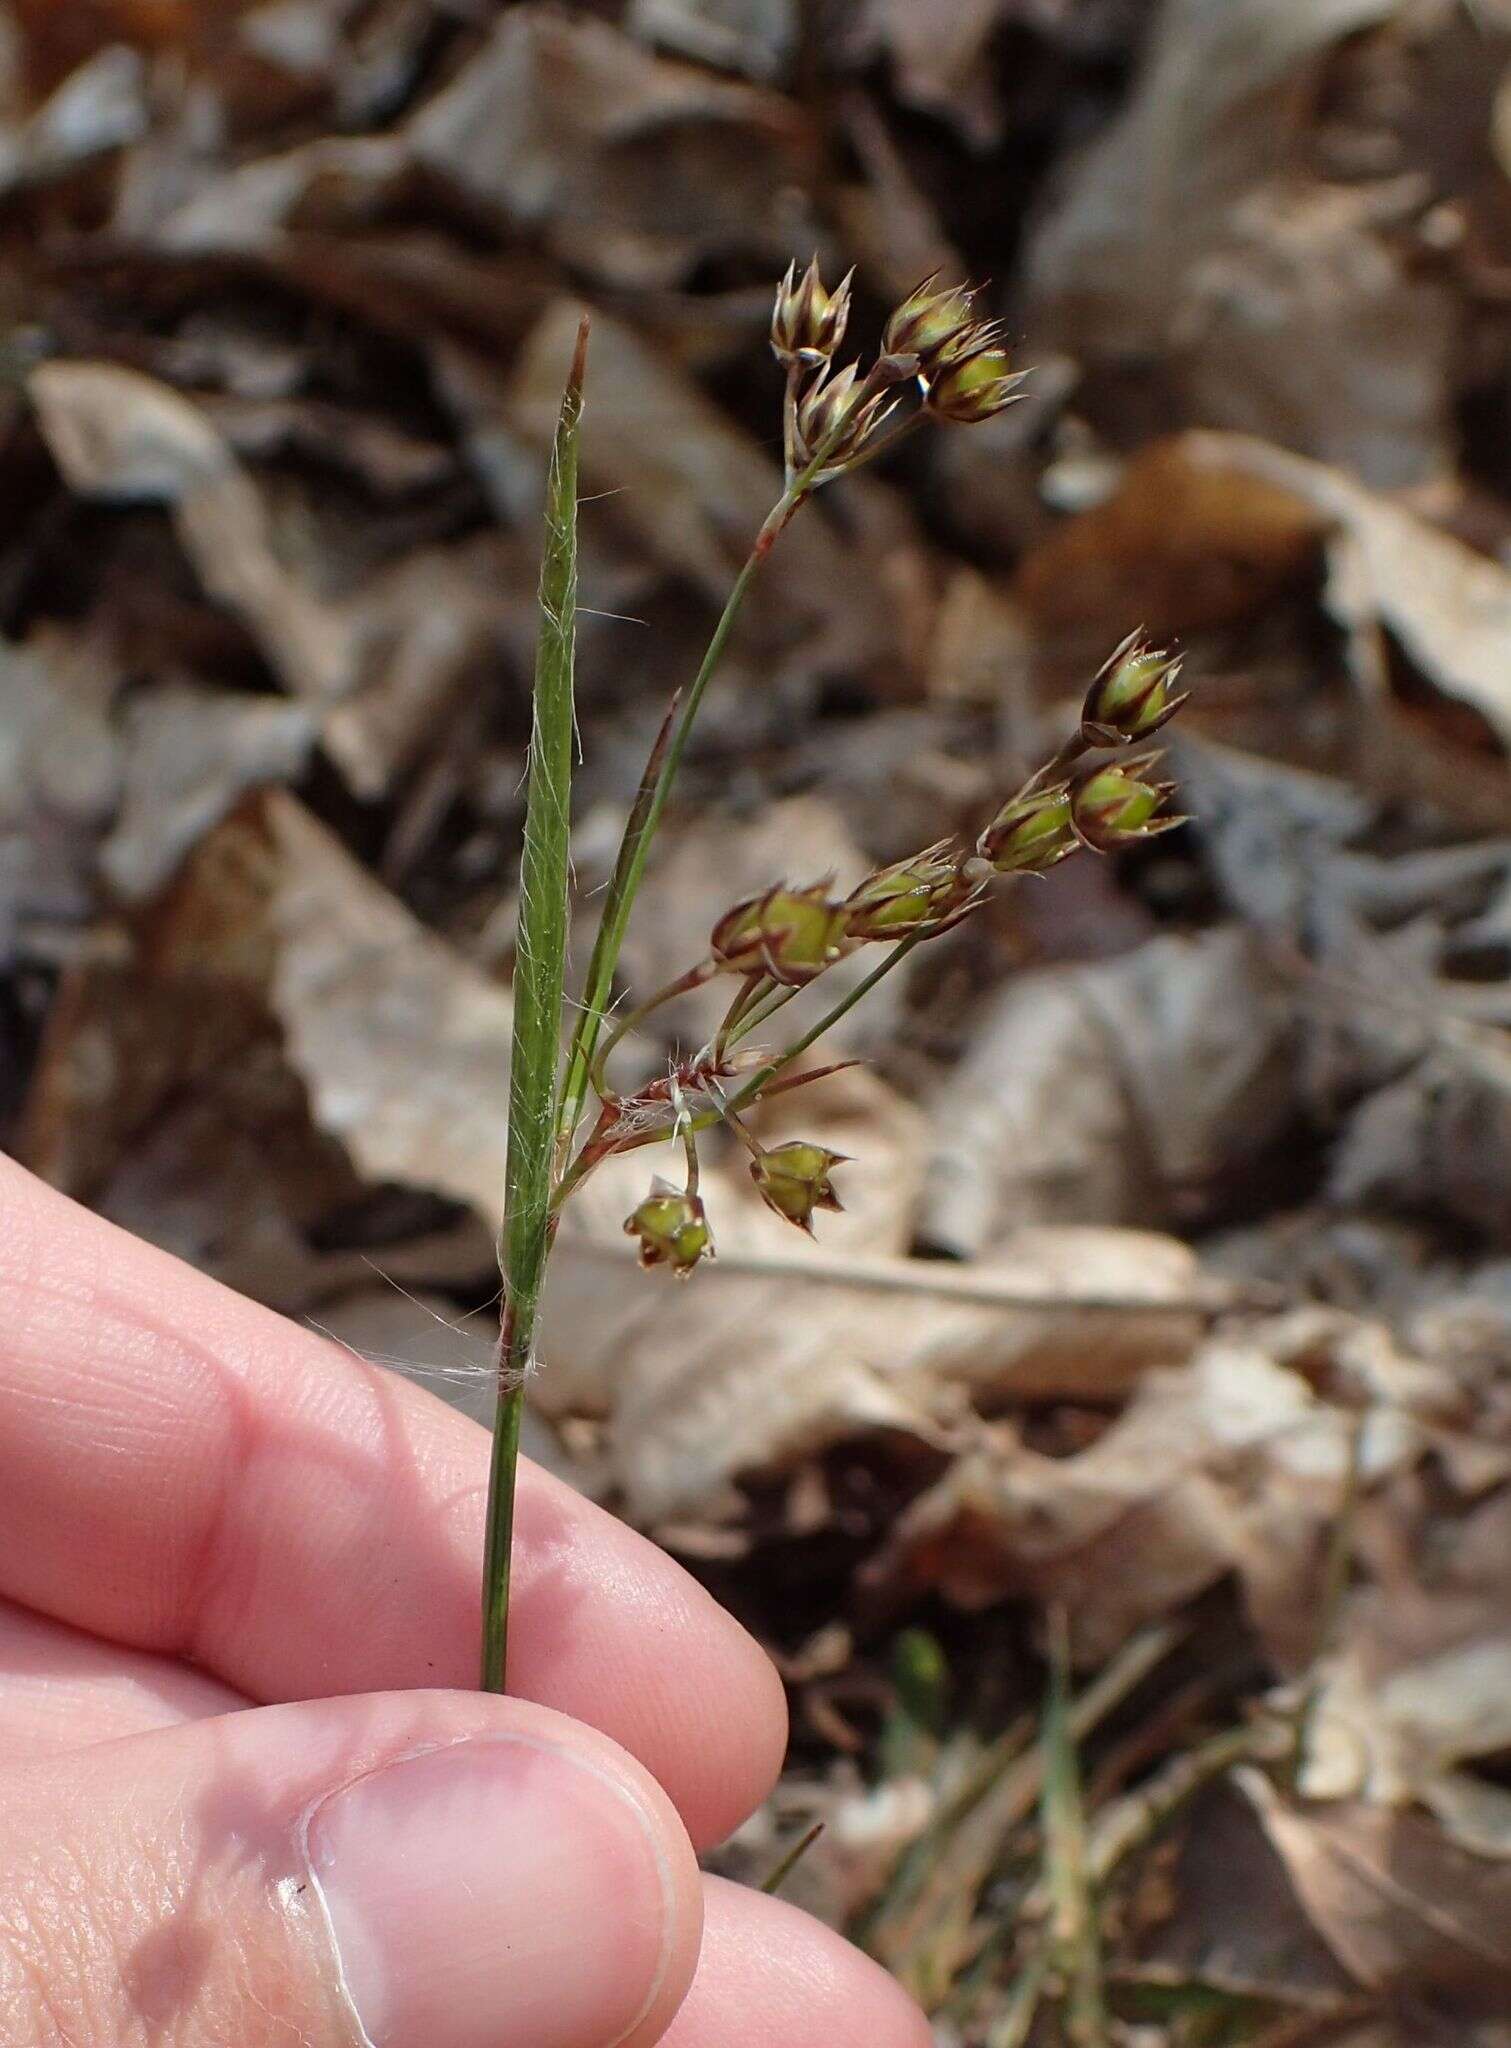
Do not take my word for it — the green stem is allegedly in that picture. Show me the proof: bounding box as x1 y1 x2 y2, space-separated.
554 932 942 1213
480 1322 528 1692
548 1059 853 1212
726 919 946 1116
554 477 819 1164
724 978 799 1049
589 961 716 1102
715 972 770 1059
761 1821 826 1896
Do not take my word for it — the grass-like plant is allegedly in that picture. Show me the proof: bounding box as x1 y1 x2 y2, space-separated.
481 266 1190 1692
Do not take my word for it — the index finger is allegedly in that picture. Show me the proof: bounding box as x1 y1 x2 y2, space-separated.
0 1157 786 1848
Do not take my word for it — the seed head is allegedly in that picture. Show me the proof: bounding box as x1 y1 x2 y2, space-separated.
624 1177 714 1277
711 882 850 986
977 784 1079 874
771 258 853 367
750 1140 848 1234
925 346 1026 424
844 847 975 941
1080 632 1187 747
1070 754 1185 851
883 274 980 372
792 361 894 471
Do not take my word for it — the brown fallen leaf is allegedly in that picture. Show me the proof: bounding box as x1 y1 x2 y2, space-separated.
19 790 511 1298
1215 433 1511 758
921 926 1301 1252
540 1110 1208 1527
1242 1772 1511 2019
867 1318 1458 1665
1018 432 1511 810
1012 434 1327 645
29 360 356 702
0 632 120 957
408 7 813 287
1023 0 1458 486
100 681 314 900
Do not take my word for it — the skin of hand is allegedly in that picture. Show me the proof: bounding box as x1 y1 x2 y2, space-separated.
0 1156 931 2048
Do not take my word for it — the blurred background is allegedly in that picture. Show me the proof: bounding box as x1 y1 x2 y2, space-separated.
3 1 1511 2041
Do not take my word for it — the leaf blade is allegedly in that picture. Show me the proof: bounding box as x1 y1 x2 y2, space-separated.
504 313 588 1305
482 313 587 1694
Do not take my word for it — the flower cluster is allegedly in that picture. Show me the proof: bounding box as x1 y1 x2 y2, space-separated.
771 262 1028 482
612 631 1187 1274
600 268 1192 1279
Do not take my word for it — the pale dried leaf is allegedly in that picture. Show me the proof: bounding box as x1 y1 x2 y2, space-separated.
29 362 356 701
0 637 119 955
627 0 798 83
923 926 1300 1251
0 45 147 194
1024 0 1452 485
871 1323 1443 1662
409 8 810 286
541 1134 1205 1525
263 792 513 1218
1243 1773 1511 2011
101 683 315 900
1301 1490 1511 1854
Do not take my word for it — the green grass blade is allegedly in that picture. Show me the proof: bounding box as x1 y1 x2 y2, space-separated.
481 313 588 1693
760 1822 825 1896
1042 1612 1109 2048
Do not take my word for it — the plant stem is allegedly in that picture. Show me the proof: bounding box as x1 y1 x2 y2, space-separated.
725 919 944 1115
480 1315 528 1693
715 972 770 1058
482 316 587 1694
554 478 817 1162
761 1821 826 1896
588 960 716 1102
725 978 799 1048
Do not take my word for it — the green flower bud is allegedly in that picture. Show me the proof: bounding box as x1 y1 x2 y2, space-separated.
925 347 1027 424
792 361 894 470
977 784 1079 874
771 257 853 367
892 1628 951 1738
1080 632 1187 746
845 848 974 940
1070 754 1185 851
883 274 980 371
624 1177 714 1277
749 1140 847 1234
711 883 850 986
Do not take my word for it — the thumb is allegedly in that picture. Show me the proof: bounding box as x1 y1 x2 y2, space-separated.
0 1689 702 2048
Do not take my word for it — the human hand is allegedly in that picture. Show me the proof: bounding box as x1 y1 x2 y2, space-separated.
0 1157 928 2048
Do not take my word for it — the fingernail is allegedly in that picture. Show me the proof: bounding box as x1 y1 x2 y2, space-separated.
305 1736 676 2048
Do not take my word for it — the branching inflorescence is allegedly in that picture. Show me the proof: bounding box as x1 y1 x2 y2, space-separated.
482 265 1191 1690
